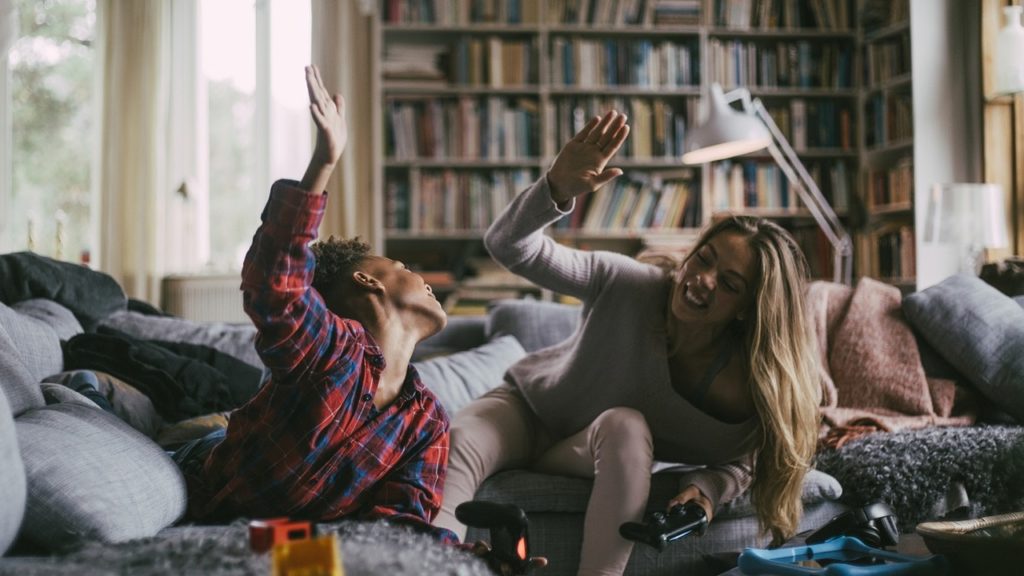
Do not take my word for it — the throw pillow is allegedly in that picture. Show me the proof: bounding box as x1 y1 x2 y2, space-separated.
0 300 63 384
156 411 231 450
15 397 186 551
12 299 84 341
413 335 526 415
0 389 26 555
0 304 46 416
903 274 1024 423
485 299 581 353
44 371 166 439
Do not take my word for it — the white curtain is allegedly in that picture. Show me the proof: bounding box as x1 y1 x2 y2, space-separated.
0 0 15 57
311 0 379 251
96 0 171 303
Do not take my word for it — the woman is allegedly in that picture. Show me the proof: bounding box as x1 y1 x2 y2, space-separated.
435 110 820 575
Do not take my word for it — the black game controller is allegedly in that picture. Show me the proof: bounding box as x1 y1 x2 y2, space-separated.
619 502 709 551
456 501 532 575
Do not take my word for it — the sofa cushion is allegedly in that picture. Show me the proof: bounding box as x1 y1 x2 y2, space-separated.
0 301 63 385
99 310 262 369
12 299 84 341
903 274 1024 423
0 389 26 555
485 299 581 353
414 335 526 415
474 468 842 520
0 306 46 417
15 397 186 551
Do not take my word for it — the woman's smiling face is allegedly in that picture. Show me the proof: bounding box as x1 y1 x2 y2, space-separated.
671 230 757 325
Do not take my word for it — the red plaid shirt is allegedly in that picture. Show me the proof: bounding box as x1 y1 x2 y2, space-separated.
189 181 455 542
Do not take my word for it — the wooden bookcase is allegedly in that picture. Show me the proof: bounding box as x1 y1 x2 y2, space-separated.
372 0 872 305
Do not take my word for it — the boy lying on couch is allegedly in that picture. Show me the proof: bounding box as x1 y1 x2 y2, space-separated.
173 66 455 542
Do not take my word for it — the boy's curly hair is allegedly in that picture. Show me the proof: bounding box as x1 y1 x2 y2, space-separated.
310 236 371 297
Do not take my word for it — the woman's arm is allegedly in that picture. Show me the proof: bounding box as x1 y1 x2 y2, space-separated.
483 111 631 300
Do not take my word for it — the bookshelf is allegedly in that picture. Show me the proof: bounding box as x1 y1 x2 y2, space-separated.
856 0 916 288
374 0 872 305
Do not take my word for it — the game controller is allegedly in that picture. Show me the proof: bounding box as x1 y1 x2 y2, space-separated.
456 500 532 574
619 502 709 551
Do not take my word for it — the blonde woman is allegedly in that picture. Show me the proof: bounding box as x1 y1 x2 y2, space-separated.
435 110 821 576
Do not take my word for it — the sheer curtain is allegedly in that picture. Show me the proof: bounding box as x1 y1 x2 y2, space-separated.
96 0 170 302
311 0 379 252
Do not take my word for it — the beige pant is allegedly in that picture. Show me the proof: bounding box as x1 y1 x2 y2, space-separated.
435 384 654 576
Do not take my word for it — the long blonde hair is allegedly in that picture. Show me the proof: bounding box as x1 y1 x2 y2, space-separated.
683 216 821 545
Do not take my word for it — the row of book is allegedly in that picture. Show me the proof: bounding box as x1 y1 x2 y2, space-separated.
547 0 701 26
863 35 911 87
865 157 913 210
552 97 700 160
382 0 539 24
451 37 537 86
856 223 915 280
552 176 701 231
385 169 537 231
790 226 836 279
712 0 851 31
864 93 913 147
708 39 854 90
385 97 540 160
548 38 700 88
764 99 854 150
708 159 851 213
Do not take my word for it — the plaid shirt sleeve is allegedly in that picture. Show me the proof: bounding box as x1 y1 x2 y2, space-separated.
240 180 336 382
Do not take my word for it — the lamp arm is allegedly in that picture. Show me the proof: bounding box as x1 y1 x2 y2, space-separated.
749 97 853 284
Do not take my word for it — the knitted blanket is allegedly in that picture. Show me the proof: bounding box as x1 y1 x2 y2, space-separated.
807 278 977 448
815 425 1024 531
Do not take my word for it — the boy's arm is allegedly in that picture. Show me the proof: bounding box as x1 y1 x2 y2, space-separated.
240 66 349 380
359 421 459 544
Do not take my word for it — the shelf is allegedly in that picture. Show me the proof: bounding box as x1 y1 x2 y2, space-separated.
865 139 914 157
745 88 859 98
863 74 913 95
383 82 542 95
382 24 539 34
712 208 849 219
546 25 702 36
708 28 856 39
547 86 700 96
384 158 543 168
868 203 913 216
385 230 485 240
740 149 858 159
863 21 910 43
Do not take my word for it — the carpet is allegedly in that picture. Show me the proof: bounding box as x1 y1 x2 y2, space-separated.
0 520 492 576
815 425 1024 531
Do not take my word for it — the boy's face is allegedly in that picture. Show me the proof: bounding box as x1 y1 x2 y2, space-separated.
361 256 447 333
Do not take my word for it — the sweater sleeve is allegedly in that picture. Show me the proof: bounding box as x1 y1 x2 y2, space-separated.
483 175 606 303
677 452 754 510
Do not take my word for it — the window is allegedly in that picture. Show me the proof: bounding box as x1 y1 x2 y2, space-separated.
193 0 312 272
1 0 97 263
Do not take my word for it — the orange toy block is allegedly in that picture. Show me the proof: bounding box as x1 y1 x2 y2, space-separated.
271 533 344 576
249 518 314 554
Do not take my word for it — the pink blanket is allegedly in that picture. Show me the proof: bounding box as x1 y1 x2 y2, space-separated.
807 278 977 448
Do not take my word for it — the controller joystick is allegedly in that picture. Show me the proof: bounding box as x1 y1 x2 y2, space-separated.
619 502 708 551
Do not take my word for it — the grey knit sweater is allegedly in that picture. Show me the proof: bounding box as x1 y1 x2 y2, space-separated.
484 177 759 507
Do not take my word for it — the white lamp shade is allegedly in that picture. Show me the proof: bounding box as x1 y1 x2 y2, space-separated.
681 83 771 164
995 6 1024 95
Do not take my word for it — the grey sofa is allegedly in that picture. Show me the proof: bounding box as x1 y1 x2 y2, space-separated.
4 264 1021 575
0 277 845 575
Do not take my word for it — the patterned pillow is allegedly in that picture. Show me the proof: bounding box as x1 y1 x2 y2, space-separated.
903 274 1024 423
15 397 186 551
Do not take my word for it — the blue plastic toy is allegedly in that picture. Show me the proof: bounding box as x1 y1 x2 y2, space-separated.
738 536 950 575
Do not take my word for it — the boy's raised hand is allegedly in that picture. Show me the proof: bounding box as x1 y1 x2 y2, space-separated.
306 65 347 168
546 110 630 205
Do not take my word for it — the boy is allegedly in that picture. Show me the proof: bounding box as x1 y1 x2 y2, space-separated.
177 66 454 542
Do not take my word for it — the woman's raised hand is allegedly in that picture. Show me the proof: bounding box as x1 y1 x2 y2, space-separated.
546 110 630 205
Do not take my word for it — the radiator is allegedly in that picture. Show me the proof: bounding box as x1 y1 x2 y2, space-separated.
161 274 248 323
